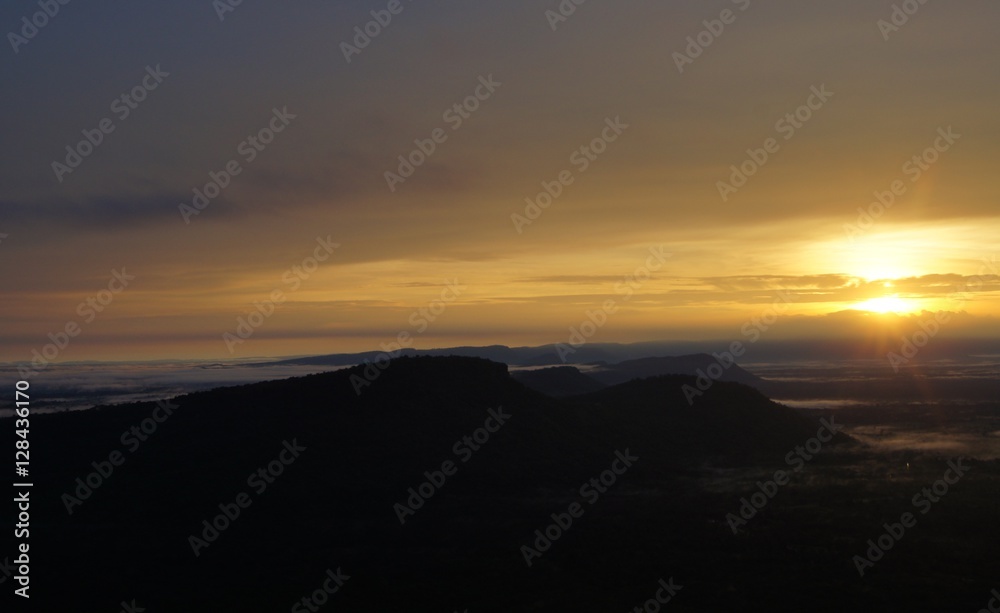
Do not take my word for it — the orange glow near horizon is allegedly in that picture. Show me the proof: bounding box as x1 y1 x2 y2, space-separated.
852 295 915 314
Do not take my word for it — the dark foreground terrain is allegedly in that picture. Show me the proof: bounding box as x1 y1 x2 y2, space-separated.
4 356 999 611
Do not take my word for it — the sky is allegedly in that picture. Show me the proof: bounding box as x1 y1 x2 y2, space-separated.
1 0 999 362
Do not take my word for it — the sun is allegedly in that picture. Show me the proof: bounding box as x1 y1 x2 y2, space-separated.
854 294 913 314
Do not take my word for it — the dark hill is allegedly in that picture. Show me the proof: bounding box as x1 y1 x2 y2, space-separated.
511 354 768 399
262 343 707 368
510 366 607 397
22 356 843 612
570 374 835 465
588 354 764 387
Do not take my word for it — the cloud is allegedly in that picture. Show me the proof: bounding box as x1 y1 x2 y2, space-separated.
0 193 243 231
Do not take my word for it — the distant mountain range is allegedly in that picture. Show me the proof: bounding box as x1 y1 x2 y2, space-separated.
257 338 1000 368
511 355 764 397
258 342 729 368
258 343 1000 401
261 345 767 396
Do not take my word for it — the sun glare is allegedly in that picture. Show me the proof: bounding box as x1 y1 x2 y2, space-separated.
854 295 913 314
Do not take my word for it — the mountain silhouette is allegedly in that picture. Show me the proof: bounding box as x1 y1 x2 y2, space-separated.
511 353 765 397
263 343 733 369
509 365 607 397
23 357 868 611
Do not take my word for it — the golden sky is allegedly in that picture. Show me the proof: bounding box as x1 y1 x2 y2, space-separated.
1 0 999 361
